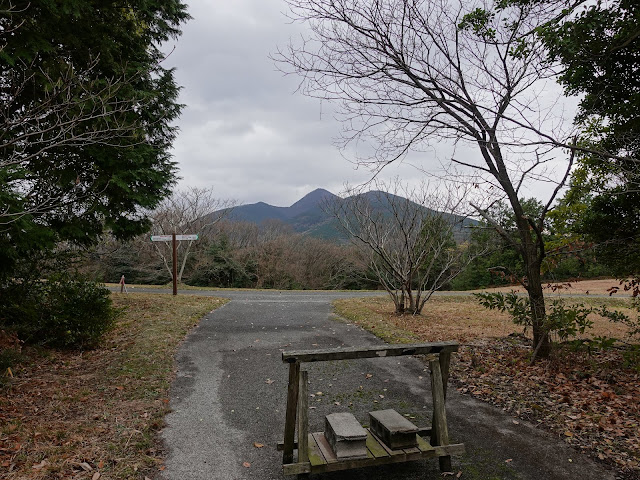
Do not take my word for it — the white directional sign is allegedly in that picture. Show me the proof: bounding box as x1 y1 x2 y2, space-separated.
151 235 173 241
151 234 199 242
176 234 198 241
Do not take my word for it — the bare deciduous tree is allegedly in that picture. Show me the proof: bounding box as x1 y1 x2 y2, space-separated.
331 181 480 314
276 0 581 356
149 187 235 283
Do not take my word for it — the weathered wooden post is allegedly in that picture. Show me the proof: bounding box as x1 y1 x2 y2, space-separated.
430 352 452 472
297 370 309 465
283 361 301 464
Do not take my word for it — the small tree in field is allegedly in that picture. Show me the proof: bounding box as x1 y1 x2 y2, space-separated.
332 181 479 314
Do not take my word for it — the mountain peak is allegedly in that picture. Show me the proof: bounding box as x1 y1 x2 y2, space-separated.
287 188 337 216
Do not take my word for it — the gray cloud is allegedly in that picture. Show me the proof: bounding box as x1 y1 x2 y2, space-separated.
163 1 421 207
164 1 575 208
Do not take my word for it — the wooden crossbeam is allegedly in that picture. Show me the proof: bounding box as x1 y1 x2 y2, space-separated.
282 342 459 364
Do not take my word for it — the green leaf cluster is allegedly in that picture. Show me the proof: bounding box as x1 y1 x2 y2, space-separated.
475 291 594 343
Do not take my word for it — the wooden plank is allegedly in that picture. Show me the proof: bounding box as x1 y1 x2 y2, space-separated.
297 370 309 463
283 442 466 475
365 431 390 458
313 432 339 464
430 359 449 446
431 352 451 443
282 462 311 475
282 342 459 363
307 433 326 467
282 361 300 465
434 443 466 457
430 358 451 473
416 434 434 452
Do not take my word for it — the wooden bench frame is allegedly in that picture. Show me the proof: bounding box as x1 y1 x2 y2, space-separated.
278 342 464 476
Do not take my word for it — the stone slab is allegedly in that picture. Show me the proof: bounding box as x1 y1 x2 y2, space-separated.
369 409 419 449
324 412 368 459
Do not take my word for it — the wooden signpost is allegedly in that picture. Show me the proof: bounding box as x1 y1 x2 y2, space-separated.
150 233 199 295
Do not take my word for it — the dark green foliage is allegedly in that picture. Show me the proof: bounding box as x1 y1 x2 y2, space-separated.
528 0 640 280
0 1 187 347
452 196 613 290
575 189 640 278
1 0 188 249
0 273 118 349
542 0 640 157
475 291 640 365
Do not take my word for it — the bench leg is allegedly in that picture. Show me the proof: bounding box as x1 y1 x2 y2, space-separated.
430 355 452 473
283 362 300 464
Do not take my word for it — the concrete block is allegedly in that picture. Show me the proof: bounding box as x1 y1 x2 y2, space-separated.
369 409 419 449
324 412 368 459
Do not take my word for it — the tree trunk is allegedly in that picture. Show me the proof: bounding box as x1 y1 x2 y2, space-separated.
522 240 550 359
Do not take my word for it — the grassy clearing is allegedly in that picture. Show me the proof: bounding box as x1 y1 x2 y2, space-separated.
0 293 227 480
333 295 635 344
333 294 640 478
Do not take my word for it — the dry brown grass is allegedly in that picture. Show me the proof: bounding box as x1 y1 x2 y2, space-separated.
333 295 635 344
475 278 631 296
0 293 228 480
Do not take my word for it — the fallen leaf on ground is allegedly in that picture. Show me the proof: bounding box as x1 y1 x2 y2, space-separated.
242 462 251 468
253 442 264 448
32 459 48 470
92 472 101 480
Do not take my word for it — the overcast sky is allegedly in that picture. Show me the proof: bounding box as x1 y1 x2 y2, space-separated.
161 1 447 207
163 1 575 209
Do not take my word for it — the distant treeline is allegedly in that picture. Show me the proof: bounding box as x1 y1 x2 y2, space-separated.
81 216 611 291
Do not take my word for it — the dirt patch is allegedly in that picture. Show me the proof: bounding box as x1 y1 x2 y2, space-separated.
0 293 228 480
454 337 640 479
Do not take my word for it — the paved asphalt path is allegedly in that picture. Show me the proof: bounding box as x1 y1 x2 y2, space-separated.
158 290 616 480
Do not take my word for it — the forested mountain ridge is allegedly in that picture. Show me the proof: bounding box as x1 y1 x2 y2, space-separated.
212 188 476 241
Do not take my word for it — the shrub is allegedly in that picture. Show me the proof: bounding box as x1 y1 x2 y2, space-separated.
474 292 594 343
0 274 118 349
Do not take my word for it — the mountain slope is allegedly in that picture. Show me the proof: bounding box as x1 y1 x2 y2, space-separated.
215 188 476 241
